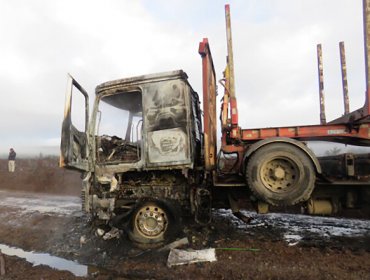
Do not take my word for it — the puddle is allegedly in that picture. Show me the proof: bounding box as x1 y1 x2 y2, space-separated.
0 244 87 277
0 190 81 216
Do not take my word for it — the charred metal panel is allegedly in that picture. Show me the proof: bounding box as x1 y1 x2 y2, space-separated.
143 78 192 167
60 75 90 172
145 81 187 131
148 128 188 163
90 170 191 220
96 70 188 95
116 171 189 203
95 70 196 170
190 91 203 167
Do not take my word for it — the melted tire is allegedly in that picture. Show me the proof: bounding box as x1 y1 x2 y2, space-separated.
246 143 315 206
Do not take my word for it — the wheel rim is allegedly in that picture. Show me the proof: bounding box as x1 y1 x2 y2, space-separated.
134 203 168 239
260 156 299 193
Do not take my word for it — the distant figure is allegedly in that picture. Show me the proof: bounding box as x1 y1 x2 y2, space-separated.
8 148 16 172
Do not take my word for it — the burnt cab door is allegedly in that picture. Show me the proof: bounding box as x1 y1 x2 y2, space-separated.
60 74 91 171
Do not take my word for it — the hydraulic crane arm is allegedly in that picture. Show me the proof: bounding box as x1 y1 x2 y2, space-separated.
224 4 238 127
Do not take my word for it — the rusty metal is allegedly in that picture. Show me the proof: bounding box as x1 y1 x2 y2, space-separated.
339 42 350 114
317 44 326 125
217 4 242 154
225 4 238 127
240 123 370 146
364 0 370 114
307 199 339 215
199 38 217 172
257 201 269 214
219 78 229 128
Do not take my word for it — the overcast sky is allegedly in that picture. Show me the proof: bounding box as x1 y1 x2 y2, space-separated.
0 0 366 156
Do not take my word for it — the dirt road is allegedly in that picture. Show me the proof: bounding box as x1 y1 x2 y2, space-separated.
0 190 369 279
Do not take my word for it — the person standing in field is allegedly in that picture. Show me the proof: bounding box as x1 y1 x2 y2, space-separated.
8 148 16 172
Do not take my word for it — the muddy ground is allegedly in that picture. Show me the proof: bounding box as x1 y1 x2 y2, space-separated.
0 158 369 279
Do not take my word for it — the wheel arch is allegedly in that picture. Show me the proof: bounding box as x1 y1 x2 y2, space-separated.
243 137 321 175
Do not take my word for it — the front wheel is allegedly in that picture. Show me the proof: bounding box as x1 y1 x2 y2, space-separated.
246 143 316 206
128 199 179 245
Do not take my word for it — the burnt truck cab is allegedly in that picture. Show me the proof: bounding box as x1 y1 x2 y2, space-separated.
60 70 203 244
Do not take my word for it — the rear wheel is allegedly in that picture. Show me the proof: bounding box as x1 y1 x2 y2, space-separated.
128 200 179 245
246 143 315 206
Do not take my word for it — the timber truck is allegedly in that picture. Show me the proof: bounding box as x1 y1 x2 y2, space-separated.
60 3 370 245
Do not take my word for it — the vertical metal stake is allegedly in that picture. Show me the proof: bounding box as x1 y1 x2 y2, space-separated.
317 44 326 124
339 42 350 114
363 0 370 114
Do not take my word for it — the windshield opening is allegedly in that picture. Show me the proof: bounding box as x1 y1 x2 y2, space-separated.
96 90 143 163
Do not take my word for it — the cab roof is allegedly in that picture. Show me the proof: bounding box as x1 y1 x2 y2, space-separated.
95 70 191 96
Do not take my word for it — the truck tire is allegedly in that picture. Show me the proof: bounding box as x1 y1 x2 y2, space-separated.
128 199 180 246
246 143 315 206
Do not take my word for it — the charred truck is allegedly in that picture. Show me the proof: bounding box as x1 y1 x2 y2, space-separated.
61 2 370 245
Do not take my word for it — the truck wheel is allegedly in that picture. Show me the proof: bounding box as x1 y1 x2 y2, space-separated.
246 143 315 206
128 200 179 245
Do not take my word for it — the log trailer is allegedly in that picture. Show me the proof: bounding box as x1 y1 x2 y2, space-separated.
60 2 370 244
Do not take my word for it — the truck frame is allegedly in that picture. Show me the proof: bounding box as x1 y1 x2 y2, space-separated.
61 2 370 245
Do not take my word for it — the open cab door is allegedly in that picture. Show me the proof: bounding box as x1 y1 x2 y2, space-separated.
60 74 91 172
